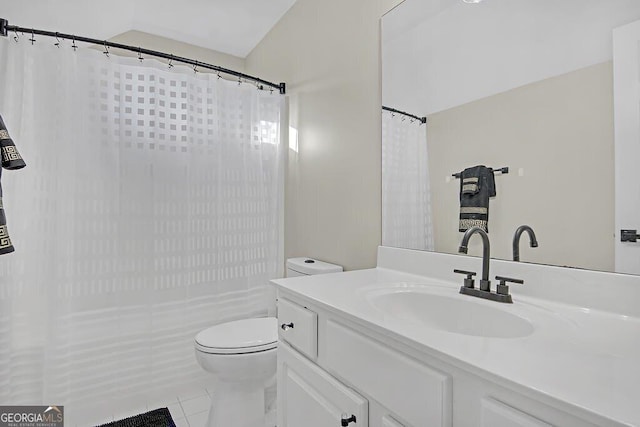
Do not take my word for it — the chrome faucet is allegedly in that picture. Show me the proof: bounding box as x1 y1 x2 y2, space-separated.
512 225 538 262
455 226 524 303
458 226 491 291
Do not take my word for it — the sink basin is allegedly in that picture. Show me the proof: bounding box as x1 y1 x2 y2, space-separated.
367 288 535 338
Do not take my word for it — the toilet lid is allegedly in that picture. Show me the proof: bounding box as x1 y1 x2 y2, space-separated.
195 317 278 354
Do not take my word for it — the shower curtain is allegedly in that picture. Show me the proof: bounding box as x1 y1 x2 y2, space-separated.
382 111 434 250
0 38 284 421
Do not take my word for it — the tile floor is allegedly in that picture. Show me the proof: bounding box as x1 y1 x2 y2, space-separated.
72 384 276 427
166 388 212 427
71 386 211 427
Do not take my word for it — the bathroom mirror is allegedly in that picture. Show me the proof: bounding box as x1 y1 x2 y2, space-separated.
381 0 640 274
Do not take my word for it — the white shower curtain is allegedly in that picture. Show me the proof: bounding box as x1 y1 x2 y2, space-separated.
0 39 284 420
382 111 434 250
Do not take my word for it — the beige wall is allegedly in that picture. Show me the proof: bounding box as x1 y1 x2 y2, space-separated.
108 30 245 72
246 0 402 271
427 62 615 271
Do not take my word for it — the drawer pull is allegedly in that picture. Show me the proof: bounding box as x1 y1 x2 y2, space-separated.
281 322 294 331
341 414 357 426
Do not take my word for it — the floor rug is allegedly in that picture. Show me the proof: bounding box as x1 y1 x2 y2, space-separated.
96 408 175 427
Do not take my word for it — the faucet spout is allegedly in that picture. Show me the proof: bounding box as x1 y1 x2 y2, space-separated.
513 225 538 262
458 226 491 290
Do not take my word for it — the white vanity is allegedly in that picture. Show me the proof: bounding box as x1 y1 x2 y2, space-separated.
271 246 640 427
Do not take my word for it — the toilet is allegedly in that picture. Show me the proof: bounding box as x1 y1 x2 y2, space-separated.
194 258 342 427
195 317 278 427
284 257 343 277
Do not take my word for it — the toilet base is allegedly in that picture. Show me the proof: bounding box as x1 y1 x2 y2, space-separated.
206 380 268 427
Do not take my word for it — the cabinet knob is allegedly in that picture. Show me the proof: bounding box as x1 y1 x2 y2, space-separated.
341 413 357 426
281 322 294 331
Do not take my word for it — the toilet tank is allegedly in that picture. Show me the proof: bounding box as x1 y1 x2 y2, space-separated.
286 257 343 277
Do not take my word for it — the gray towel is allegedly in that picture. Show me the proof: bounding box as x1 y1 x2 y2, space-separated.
459 165 495 232
0 114 26 254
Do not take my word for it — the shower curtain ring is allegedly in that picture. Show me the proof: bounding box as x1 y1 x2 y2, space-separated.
54 32 61 48
193 62 199 73
13 29 19 42
168 55 174 69
29 29 35 45
71 36 78 51
138 47 144 62
103 41 110 58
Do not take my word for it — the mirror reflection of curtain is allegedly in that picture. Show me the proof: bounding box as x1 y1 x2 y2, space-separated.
382 112 434 250
0 38 284 423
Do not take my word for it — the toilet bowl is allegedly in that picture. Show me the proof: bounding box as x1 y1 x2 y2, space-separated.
194 258 342 426
195 317 277 427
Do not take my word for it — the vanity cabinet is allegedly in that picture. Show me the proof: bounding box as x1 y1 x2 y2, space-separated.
277 297 318 360
324 319 451 426
480 398 552 427
277 295 605 427
278 341 368 427
381 415 405 427
278 297 447 427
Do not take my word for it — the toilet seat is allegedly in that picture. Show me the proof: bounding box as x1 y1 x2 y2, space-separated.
195 317 278 355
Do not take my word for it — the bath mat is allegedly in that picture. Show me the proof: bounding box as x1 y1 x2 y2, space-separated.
96 408 175 427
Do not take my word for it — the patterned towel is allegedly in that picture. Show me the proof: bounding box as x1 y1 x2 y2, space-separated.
0 114 26 254
458 165 495 233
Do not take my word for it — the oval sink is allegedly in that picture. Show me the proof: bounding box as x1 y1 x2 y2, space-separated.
368 289 534 338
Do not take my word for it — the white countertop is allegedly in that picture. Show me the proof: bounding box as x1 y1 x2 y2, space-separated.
272 265 640 426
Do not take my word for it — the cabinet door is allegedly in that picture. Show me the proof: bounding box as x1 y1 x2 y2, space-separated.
481 398 553 427
278 342 368 427
325 319 452 426
381 414 405 427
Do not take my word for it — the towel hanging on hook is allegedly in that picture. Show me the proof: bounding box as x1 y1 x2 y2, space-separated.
453 166 508 179
0 114 26 254
457 165 498 233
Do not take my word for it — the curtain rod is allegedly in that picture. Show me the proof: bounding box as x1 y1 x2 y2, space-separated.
382 106 426 124
0 18 286 95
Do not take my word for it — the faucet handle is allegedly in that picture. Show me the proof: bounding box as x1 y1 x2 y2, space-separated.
454 269 476 288
495 275 524 296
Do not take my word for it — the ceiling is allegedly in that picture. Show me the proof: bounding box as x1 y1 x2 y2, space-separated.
0 0 298 58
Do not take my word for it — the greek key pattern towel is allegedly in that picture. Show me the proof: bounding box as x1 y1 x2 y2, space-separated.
0 114 26 254
458 165 495 233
